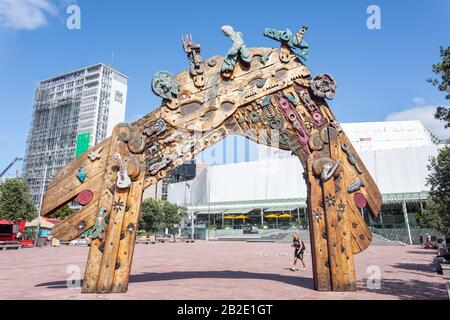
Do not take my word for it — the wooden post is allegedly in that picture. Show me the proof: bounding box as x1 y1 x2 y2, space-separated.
306 157 332 291
81 129 120 293
111 161 145 292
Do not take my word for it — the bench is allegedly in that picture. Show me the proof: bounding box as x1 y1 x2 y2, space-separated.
136 239 155 245
0 241 21 250
447 283 450 300
441 263 450 276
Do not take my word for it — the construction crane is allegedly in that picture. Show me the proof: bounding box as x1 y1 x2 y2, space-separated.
0 157 23 178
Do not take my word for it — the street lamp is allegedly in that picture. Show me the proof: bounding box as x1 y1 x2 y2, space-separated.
34 163 48 248
185 183 192 239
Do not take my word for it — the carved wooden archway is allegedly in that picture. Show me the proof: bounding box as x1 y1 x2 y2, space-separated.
41 27 382 293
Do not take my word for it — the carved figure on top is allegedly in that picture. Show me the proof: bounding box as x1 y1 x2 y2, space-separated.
220 25 253 78
182 34 204 77
263 26 309 61
151 70 179 101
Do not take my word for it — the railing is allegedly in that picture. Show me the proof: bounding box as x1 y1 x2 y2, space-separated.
206 227 300 240
369 227 442 245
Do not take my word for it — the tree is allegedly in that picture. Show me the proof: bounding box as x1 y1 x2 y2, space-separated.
427 46 450 128
49 205 75 220
0 178 36 222
139 199 187 232
421 146 450 236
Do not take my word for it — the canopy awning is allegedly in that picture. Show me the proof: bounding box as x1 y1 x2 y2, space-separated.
278 213 294 218
264 206 299 212
223 208 254 214
26 218 56 229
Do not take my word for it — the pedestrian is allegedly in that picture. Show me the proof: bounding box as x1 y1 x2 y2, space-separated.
290 232 306 271
424 233 431 249
419 235 423 246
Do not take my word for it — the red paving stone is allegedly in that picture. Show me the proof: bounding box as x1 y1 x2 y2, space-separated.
0 241 448 300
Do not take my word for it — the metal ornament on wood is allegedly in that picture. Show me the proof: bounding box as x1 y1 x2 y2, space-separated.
88 146 103 161
311 74 337 100
151 71 179 101
75 167 87 183
91 208 107 240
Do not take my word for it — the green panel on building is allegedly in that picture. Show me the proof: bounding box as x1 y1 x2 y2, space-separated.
75 133 91 158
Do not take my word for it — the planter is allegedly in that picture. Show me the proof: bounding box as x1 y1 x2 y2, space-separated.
20 239 34 247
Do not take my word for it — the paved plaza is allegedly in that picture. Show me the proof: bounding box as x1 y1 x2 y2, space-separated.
0 241 448 300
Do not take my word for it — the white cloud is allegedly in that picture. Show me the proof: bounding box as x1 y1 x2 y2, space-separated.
412 97 426 106
386 105 450 139
0 0 58 30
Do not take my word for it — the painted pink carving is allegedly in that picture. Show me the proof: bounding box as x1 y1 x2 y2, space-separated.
277 96 311 155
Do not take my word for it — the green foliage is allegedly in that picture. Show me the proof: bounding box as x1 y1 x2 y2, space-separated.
139 199 187 232
21 227 36 240
0 178 36 222
427 46 450 128
49 205 75 220
422 146 450 236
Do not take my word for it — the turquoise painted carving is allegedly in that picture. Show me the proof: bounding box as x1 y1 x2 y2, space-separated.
151 70 179 101
221 25 253 76
76 167 87 183
263 26 309 61
91 208 107 240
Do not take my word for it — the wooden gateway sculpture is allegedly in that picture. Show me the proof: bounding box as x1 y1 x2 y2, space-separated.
41 25 382 293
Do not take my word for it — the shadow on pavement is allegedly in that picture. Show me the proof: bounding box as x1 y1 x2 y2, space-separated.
130 270 312 288
406 250 437 255
391 262 436 273
35 270 313 290
358 278 448 300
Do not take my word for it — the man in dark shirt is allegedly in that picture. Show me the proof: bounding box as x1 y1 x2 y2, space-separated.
290 233 306 271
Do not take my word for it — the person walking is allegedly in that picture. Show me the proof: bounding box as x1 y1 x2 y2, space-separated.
290 233 306 271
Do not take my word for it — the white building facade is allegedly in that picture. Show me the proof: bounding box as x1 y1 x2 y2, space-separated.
24 64 128 205
167 121 440 232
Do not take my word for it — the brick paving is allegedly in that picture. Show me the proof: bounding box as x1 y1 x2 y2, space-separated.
0 241 448 300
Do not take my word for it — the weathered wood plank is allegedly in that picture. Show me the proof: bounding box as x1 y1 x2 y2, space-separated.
306 156 332 291
51 191 101 241
111 160 145 293
41 157 107 216
325 128 356 291
81 129 120 293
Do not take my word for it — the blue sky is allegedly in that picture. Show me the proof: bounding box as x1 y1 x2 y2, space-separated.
0 0 449 175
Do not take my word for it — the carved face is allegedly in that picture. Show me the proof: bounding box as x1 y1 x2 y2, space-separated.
279 47 291 63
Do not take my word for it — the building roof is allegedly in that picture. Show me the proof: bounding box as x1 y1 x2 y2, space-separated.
168 140 439 212
39 63 128 85
0 219 12 225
